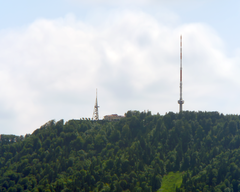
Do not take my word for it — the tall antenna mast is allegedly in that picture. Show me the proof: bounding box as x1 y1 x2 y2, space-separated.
92 89 99 120
178 35 184 112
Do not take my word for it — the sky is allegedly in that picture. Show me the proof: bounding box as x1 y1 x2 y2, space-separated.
0 0 240 135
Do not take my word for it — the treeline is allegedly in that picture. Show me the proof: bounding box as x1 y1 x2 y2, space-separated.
0 134 26 144
0 111 240 191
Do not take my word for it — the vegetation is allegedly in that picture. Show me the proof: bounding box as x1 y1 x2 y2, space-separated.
158 172 183 192
0 110 240 191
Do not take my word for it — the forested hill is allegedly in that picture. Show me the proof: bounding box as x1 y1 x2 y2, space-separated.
1 111 240 192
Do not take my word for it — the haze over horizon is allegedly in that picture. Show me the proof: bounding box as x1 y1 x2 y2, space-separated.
0 0 240 135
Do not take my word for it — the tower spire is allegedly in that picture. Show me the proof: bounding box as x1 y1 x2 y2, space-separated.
178 35 184 112
93 89 99 120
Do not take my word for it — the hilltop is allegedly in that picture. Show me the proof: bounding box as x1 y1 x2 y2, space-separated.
0 111 240 191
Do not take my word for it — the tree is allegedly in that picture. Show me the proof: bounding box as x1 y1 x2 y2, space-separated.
94 134 106 152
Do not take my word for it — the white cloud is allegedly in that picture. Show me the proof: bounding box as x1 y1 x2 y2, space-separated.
0 10 239 135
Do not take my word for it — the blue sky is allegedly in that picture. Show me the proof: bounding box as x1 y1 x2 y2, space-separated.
0 0 240 135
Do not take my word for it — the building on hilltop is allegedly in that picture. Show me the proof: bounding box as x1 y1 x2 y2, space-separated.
104 114 124 121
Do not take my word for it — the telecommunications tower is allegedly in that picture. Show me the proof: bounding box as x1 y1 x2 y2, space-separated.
178 35 184 112
92 89 99 120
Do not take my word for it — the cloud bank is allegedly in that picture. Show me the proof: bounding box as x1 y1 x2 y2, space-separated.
0 10 239 135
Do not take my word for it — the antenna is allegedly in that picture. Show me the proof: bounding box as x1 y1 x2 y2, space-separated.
178 35 184 112
92 89 99 120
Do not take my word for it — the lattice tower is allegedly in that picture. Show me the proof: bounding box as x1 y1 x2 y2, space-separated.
92 89 99 120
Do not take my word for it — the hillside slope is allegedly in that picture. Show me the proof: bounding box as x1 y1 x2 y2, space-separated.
0 111 240 192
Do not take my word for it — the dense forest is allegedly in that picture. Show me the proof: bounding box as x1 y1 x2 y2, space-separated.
1 110 240 191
